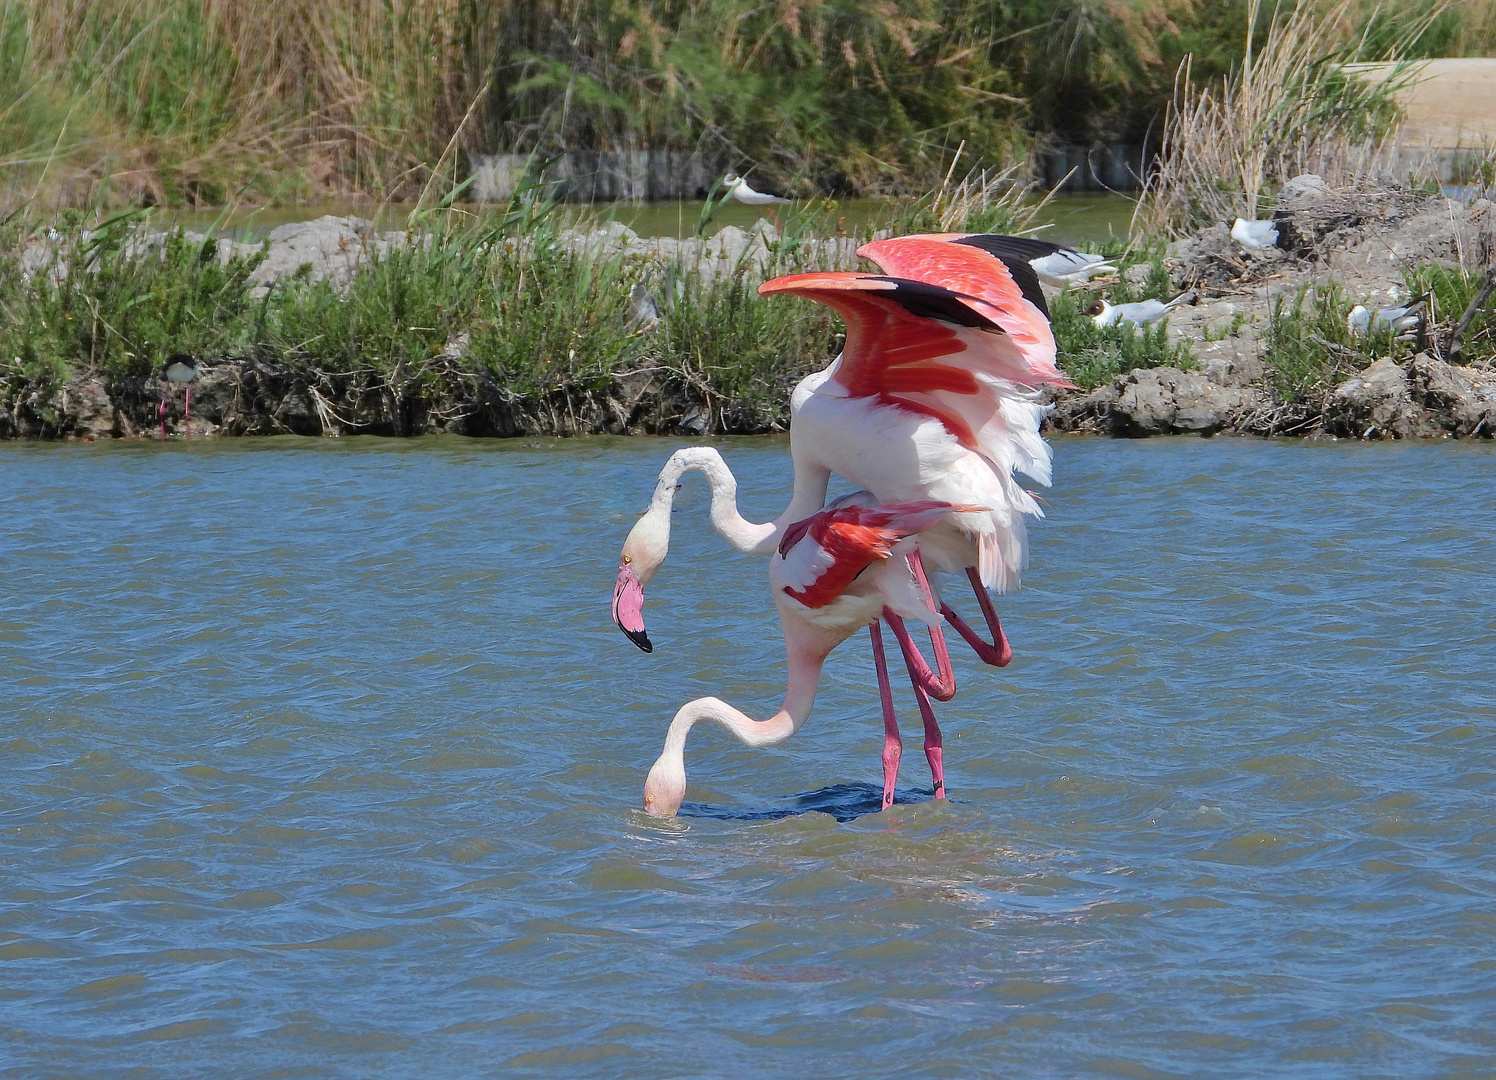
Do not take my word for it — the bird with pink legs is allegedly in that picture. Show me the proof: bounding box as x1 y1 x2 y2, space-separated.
158 354 199 439
613 232 1077 816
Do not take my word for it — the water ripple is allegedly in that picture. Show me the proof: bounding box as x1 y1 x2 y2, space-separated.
2 435 1494 1077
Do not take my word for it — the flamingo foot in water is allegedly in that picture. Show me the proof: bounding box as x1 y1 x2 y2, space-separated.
870 622 902 810
898 624 948 800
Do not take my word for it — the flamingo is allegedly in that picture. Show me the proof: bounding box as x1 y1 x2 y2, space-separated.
614 232 1072 813
634 499 984 818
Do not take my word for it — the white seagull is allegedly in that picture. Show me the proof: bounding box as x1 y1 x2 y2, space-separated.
1347 295 1427 336
1028 249 1117 287
1231 217 1279 250
722 174 789 206
1086 294 1190 328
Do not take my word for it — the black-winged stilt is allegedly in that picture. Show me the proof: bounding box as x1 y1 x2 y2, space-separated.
159 354 199 438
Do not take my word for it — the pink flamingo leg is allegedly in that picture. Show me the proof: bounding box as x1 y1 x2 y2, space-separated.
882 550 956 701
869 622 902 810
900 632 947 799
159 393 168 440
183 386 191 436
939 567 1013 667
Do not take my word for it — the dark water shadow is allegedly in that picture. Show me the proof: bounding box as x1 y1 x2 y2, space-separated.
678 782 938 823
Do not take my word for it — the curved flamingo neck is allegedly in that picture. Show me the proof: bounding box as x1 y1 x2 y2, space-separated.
644 621 830 816
666 642 822 754
653 447 827 555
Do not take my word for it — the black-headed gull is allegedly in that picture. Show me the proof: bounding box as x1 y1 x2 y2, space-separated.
1086 294 1190 327
1028 248 1117 286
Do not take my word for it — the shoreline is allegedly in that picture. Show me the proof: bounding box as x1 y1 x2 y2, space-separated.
4 178 1494 444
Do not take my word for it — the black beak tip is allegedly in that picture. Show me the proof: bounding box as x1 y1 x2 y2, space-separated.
620 624 653 653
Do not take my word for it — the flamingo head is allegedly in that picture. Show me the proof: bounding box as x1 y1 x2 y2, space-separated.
642 750 686 817
612 507 669 653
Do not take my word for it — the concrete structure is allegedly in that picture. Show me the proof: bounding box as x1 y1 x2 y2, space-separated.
1346 58 1496 184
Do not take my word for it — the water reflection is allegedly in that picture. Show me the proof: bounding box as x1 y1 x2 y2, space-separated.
158 193 1138 246
679 783 940 823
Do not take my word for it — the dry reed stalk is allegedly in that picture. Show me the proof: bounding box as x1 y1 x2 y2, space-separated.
4 0 489 207
1134 0 1442 238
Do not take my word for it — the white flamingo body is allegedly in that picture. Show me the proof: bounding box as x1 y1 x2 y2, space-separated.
641 502 976 815
790 384 1043 593
617 232 1072 815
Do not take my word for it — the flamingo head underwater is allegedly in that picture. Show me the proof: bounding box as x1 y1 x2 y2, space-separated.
613 503 671 653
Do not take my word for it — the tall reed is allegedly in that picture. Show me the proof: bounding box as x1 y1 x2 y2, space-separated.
1134 0 1447 237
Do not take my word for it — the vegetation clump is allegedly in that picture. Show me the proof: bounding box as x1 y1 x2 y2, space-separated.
1051 248 1198 390
3 0 1492 210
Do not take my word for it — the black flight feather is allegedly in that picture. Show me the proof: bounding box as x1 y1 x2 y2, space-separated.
949 234 1057 319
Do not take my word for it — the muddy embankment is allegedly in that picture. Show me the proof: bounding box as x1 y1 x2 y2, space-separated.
9 179 1496 442
1047 175 1496 439
6 216 833 441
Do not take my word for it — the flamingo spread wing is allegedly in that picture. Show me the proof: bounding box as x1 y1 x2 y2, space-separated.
854 236 1062 380
759 236 1071 483
775 500 981 609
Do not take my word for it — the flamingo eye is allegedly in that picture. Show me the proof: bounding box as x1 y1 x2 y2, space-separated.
622 555 632 564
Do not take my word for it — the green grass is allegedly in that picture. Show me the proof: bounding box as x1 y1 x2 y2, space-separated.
0 209 268 382
1405 262 1496 366
0 197 849 433
1051 247 1198 390
1261 281 1410 400
10 0 1492 211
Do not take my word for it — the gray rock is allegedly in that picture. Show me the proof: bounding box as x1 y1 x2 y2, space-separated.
1275 174 1329 212
61 376 115 439
1107 367 1254 437
1324 356 1430 437
1406 353 1491 435
677 405 710 436
1197 340 1267 388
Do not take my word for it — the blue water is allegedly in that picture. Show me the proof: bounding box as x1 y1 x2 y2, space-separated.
2 435 1494 1078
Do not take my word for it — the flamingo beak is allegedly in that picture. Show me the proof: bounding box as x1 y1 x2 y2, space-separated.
612 561 652 653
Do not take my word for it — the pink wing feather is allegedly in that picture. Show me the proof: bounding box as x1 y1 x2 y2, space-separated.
760 235 1070 480
778 501 982 608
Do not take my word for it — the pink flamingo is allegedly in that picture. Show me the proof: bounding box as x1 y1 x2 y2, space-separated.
613 233 1072 813
629 499 984 818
